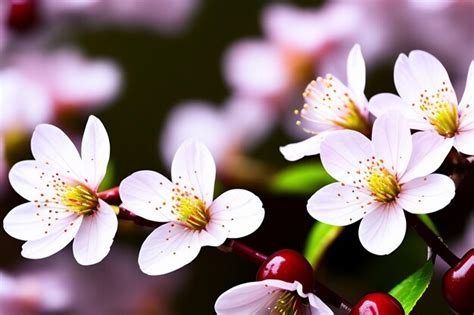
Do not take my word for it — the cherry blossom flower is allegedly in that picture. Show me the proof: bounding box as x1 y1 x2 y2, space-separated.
120 140 265 275
3 116 118 265
280 44 371 161
214 279 333 315
369 50 474 156
308 112 456 255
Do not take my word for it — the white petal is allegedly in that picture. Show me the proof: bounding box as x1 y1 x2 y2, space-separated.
3 202 74 241
358 203 406 255
215 281 285 314
454 129 474 156
31 124 84 182
346 44 366 95
398 174 455 214
171 140 216 206
138 222 201 275
81 116 110 190
400 131 453 183
21 215 83 259
458 60 474 114
209 189 264 239
119 170 175 222
307 294 334 315
372 112 412 176
308 182 378 226
320 130 374 185
394 51 457 110
72 200 118 265
280 132 329 161
368 93 430 130
9 160 53 201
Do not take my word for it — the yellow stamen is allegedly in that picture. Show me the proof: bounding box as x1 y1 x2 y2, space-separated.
367 168 400 203
269 291 304 315
62 184 98 215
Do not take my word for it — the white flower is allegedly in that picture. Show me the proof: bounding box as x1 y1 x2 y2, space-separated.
369 50 474 156
280 44 371 161
120 140 265 275
308 112 456 255
3 116 118 265
215 279 333 315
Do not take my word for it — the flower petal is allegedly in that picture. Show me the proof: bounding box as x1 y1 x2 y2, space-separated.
400 131 453 183
346 44 365 95
280 132 329 161
368 93 430 130
21 215 83 259
320 130 374 185
307 293 334 315
72 200 118 265
119 170 175 222
3 202 74 241
454 128 474 155
171 140 216 206
459 61 473 114
358 203 406 255
81 116 110 191
308 182 378 226
209 189 264 239
9 160 53 201
372 112 412 176
138 222 201 275
398 174 455 214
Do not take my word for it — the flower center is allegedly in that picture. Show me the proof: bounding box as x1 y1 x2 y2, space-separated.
297 75 371 137
62 184 98 215
417 87 459 137
269 291 305 315
174 195 210 231
366 167 400 203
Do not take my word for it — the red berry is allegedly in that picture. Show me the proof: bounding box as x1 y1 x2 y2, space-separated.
350 292 404 315
256 249 314 294
442 248 474 314
7 0 37 31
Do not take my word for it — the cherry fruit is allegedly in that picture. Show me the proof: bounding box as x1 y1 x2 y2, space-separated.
349 292 404 315
442 248 474 314
7 0 37 31
256 249 314 294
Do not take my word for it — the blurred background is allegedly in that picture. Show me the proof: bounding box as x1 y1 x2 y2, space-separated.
1 0 473 314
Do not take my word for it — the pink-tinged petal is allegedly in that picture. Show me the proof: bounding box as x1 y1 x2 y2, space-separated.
358 203 406 255
320 130 373 185
171 140 216 206
307 293 334 315
458 61 473 114
280 132 329 161
81 116 110 191
372 112 412 176
394 51 457 117
72 200 118 265
31 124 84 182
21 215 83 259
223 39 290 98
308 182 378 226
454 129 474 155
398 174 455 214
119 170 175 222
3 202 72 241
138 222 201 275
400 131 453 183
368 93 430 130
346 44 366 95
209 189 264 239
214 281 284 314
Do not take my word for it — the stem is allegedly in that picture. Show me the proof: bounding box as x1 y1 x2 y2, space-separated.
118 207 160 228
406 213 460 267
98 186 121 204
220 240 352 311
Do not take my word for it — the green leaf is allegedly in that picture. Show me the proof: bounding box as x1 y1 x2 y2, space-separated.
304 221 343 268
98 160 116 192
417 214 440 236
270 162 335 194
389 260 434 314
